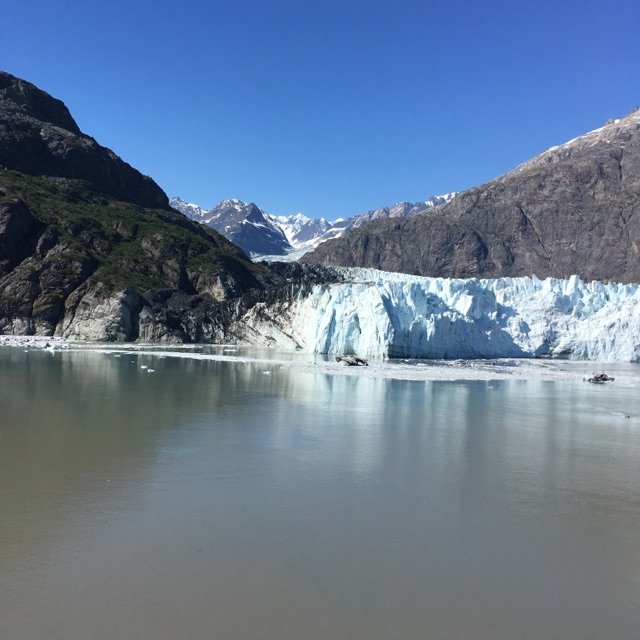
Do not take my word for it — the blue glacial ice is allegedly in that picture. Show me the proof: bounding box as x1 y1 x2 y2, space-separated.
244 268 640 361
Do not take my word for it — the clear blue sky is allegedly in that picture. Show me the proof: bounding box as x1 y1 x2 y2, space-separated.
3 0 639 219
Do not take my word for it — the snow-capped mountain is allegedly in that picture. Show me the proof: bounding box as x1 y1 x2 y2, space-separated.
170 197 290 257
170 193 456 260
169 197 210 222
266 212 333 247
315 194 457 242
237 267 640 361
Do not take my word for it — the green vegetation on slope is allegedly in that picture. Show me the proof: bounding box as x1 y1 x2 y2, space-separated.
0 169 268 293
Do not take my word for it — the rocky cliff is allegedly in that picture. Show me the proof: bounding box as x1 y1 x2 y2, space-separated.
0 71 338 341
303 110 640 283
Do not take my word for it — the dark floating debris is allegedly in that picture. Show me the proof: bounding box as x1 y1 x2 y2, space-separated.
584 372 615 384
335 355 369 367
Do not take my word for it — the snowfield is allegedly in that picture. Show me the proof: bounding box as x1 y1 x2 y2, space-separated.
243 268 640 361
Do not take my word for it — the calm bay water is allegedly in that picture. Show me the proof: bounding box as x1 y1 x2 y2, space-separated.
1 348 639 639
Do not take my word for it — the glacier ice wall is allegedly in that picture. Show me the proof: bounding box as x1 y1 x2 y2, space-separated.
241 268 640 361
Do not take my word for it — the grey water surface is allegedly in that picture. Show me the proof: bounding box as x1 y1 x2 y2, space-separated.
1 348 639 639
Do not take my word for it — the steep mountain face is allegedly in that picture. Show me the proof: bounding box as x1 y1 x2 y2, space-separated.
0 72 168 209
0 71 305 341
171 193 456 259
168 197 209 221
205 199 291 257
0 170 284 340
171 197 291 257
303 111 640 284
266 212 332 248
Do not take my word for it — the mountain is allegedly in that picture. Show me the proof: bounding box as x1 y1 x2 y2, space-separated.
302 111 640 284
266 212 333 250
0 71 308 341
0 72 168 209
170 197 290 257
307 194 457 251
171 193 456 259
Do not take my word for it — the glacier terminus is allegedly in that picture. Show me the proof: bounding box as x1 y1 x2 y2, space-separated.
239 268 640 362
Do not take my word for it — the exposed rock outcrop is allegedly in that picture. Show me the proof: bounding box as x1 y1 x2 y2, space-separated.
0 199 45 276
51 261 340 343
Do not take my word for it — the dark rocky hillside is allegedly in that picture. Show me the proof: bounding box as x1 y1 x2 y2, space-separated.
0 71 337 341
303 110 640 283
0 72 169 209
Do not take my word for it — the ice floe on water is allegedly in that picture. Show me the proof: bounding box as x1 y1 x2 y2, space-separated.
1 335 639 386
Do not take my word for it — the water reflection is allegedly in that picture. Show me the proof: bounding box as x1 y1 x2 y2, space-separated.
1 349 639 639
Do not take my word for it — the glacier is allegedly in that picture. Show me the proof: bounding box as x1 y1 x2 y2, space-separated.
241 268 640 361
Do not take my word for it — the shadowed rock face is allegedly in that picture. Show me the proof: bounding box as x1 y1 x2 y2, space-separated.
202 200 291 257
0 200 45 276
303 110 640 283
0 71 168 209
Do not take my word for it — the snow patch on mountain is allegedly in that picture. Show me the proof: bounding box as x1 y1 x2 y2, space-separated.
240 268 640 361
266 212 333 247
510 108 640 176
169 197 210 222
170 197 290 257
171 193 457 260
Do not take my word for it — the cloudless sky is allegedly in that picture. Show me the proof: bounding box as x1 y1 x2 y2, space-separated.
2 0 639 219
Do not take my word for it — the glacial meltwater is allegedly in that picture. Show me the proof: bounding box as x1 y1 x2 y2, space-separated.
1 347 639 639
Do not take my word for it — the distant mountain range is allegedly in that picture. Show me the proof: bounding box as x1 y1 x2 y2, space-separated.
170 193 456 259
